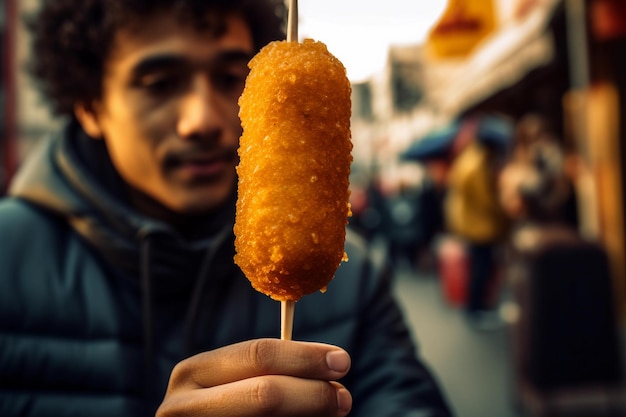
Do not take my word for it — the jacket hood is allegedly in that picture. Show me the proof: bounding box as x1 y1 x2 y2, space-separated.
9 121 237 295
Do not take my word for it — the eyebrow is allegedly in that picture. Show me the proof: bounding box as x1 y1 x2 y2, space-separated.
130 49 254 78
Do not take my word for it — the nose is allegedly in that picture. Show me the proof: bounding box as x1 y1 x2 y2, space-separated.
177 76 222 140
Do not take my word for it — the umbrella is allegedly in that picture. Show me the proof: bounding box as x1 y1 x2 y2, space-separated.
400 120 461 162
475 115 514 151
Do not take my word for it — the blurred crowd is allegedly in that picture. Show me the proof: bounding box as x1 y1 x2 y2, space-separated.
349 112 582 326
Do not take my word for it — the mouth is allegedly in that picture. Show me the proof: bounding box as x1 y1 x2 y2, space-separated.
166 147 238 182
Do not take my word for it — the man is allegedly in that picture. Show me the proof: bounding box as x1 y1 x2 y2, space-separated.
0 1 452 416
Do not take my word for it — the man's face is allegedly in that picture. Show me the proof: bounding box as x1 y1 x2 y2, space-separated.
80 12 254 215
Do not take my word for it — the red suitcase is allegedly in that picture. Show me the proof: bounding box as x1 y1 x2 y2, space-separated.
436 235 469 307
436 234 502 309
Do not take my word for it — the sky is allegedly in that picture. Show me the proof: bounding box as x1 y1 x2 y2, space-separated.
297 0 448 82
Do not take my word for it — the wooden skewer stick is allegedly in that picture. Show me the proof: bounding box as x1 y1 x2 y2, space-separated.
281 300 295 340
287 0 298 43
281 0 298 342
280 0 298 342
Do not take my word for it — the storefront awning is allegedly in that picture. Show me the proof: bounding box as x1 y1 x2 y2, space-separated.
425 0 562 116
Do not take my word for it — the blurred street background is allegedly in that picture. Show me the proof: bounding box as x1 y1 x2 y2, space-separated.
391 257 518 417
2 0 626 416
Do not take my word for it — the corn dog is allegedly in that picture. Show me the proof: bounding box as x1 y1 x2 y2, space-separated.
234 39 352 302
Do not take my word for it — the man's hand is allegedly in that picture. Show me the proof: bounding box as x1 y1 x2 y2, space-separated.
156 338 352 417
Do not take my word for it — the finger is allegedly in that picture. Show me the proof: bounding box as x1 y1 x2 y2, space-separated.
157 375 352 417
168 339 351 390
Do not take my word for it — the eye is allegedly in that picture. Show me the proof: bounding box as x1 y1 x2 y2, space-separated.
215 73 246 92
137 72 186 96
212 65 249 95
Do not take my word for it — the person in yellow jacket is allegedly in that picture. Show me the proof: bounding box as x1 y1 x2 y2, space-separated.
445 141 509 243
444 115 512 327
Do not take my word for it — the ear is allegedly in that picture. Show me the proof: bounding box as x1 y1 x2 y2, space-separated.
74 102 103 139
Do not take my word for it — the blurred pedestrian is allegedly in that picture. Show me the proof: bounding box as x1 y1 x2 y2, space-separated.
499 114 578 230
443 114 513 329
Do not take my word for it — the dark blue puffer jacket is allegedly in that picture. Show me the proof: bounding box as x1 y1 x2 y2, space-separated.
0 122 451 417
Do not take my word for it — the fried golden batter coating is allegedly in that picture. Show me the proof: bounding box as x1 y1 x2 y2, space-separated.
234 39 352 302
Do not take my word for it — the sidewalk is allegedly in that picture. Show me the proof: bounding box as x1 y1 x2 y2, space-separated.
391 260 521 417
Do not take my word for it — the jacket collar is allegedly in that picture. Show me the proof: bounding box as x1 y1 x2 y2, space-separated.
9 120 237 294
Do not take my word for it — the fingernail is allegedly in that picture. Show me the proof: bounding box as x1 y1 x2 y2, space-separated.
336 387 352 415
326 350 350 373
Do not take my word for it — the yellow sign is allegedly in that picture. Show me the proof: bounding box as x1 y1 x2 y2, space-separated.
425 0 497 59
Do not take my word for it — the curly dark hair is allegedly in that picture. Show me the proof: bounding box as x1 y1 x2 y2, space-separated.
26 0 286 117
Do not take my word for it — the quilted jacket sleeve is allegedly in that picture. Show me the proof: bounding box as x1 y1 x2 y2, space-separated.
339 233 453 417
